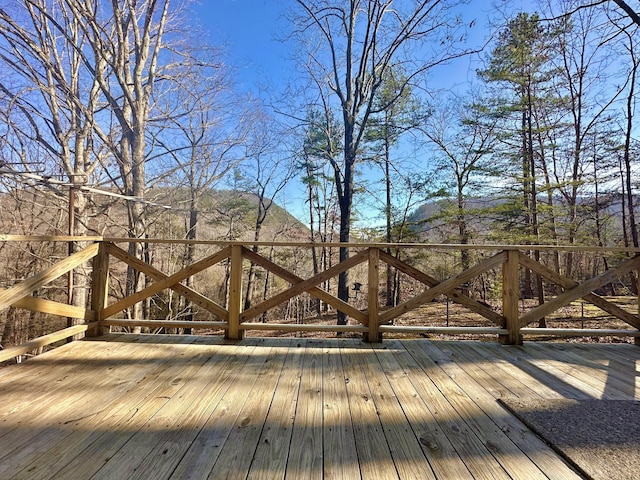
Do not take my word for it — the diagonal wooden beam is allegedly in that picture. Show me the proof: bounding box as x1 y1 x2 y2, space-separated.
103 245 232 319
106 243 228 321
11 296 95 321
0 324 93 363
241 249 369 322
518 253 640 329
379 252 508 325
380 251 504 326
0 243 99 311
242 248 367 323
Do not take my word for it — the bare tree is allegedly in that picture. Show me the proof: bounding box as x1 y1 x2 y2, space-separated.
291 0 468 326
78 0 176 321
151 58 252 328
241 117 296 311
300 107 341 315
0 1 109 323
544 1 624 275
423 94 499 270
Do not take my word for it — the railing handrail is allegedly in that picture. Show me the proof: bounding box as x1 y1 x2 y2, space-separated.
2 234 640 254
1 238 639 363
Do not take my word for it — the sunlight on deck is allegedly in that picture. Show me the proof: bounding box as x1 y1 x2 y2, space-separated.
0 334 638 479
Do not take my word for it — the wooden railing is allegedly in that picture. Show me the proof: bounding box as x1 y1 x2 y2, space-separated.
1 236 639 362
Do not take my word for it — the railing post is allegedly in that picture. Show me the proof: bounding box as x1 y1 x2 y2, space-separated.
90 242 109 337
500 249 522 345
364 247 381 343
226 244 245 340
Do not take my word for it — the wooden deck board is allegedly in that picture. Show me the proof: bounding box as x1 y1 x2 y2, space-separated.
356 341 436 480
0 334 638 479
246 342 302 480
372 342 475 480
321 340 359 480
286 340 324 480
340 340 400 480
404 340 547 479
410 341 584 479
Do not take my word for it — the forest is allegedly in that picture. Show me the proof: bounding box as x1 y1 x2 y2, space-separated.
0 1 639 348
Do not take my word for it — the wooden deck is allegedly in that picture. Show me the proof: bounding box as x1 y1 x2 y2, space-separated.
0 335 638 479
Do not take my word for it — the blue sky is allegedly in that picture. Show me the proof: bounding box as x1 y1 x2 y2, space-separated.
188 1 531 227
191 0 290 92
190 0 511 94
189 0 495 225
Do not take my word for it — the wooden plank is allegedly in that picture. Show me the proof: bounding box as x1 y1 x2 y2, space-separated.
241 249 369 323
379 325 508 335
437 341 532 400
90 342 257 480
8 336 215 480
545 342 639 399
390 340 512 479
0 243 99 311
101 238 640 253
0 335 132 419
380 251 505 325
246 343 303 480
101 319 228 330
488 344 597 400
445 341 564 400
242 248 367 323
286 341 324 479
356 342 437 479
10 296 95 321
2 334 632 480
0 336 201 477
521 328 640 337
495 345 602 400
365 248 381 342
379 252 507 324
339 339 399 480
226 244 244 340
43 338 219 480
106 243 229 321
519 254 640 327
203 341 291 479
0 324 91 363
241 322 368 333
569 343 640 399
0 235 103 242
524 342 635 401
501 249 521 344
166 342 276 479
409 340 583 479
103 246 232 319
321 340 360 480
90 242 110 335
408 340 575 479
373 343 474 479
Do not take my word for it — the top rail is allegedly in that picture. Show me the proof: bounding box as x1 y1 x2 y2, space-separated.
2 234 640 254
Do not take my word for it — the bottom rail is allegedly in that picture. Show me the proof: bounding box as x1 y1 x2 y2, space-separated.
379 326 509 336
240 322 368 333
102 319 228 331
0 324 94 363
521 327 640 338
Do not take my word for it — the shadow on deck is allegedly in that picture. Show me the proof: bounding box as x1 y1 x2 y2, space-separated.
0 334 638 479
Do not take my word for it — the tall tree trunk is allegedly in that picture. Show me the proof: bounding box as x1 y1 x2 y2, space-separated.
384 137 395 307
336 139 355 326
623 41 639 294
